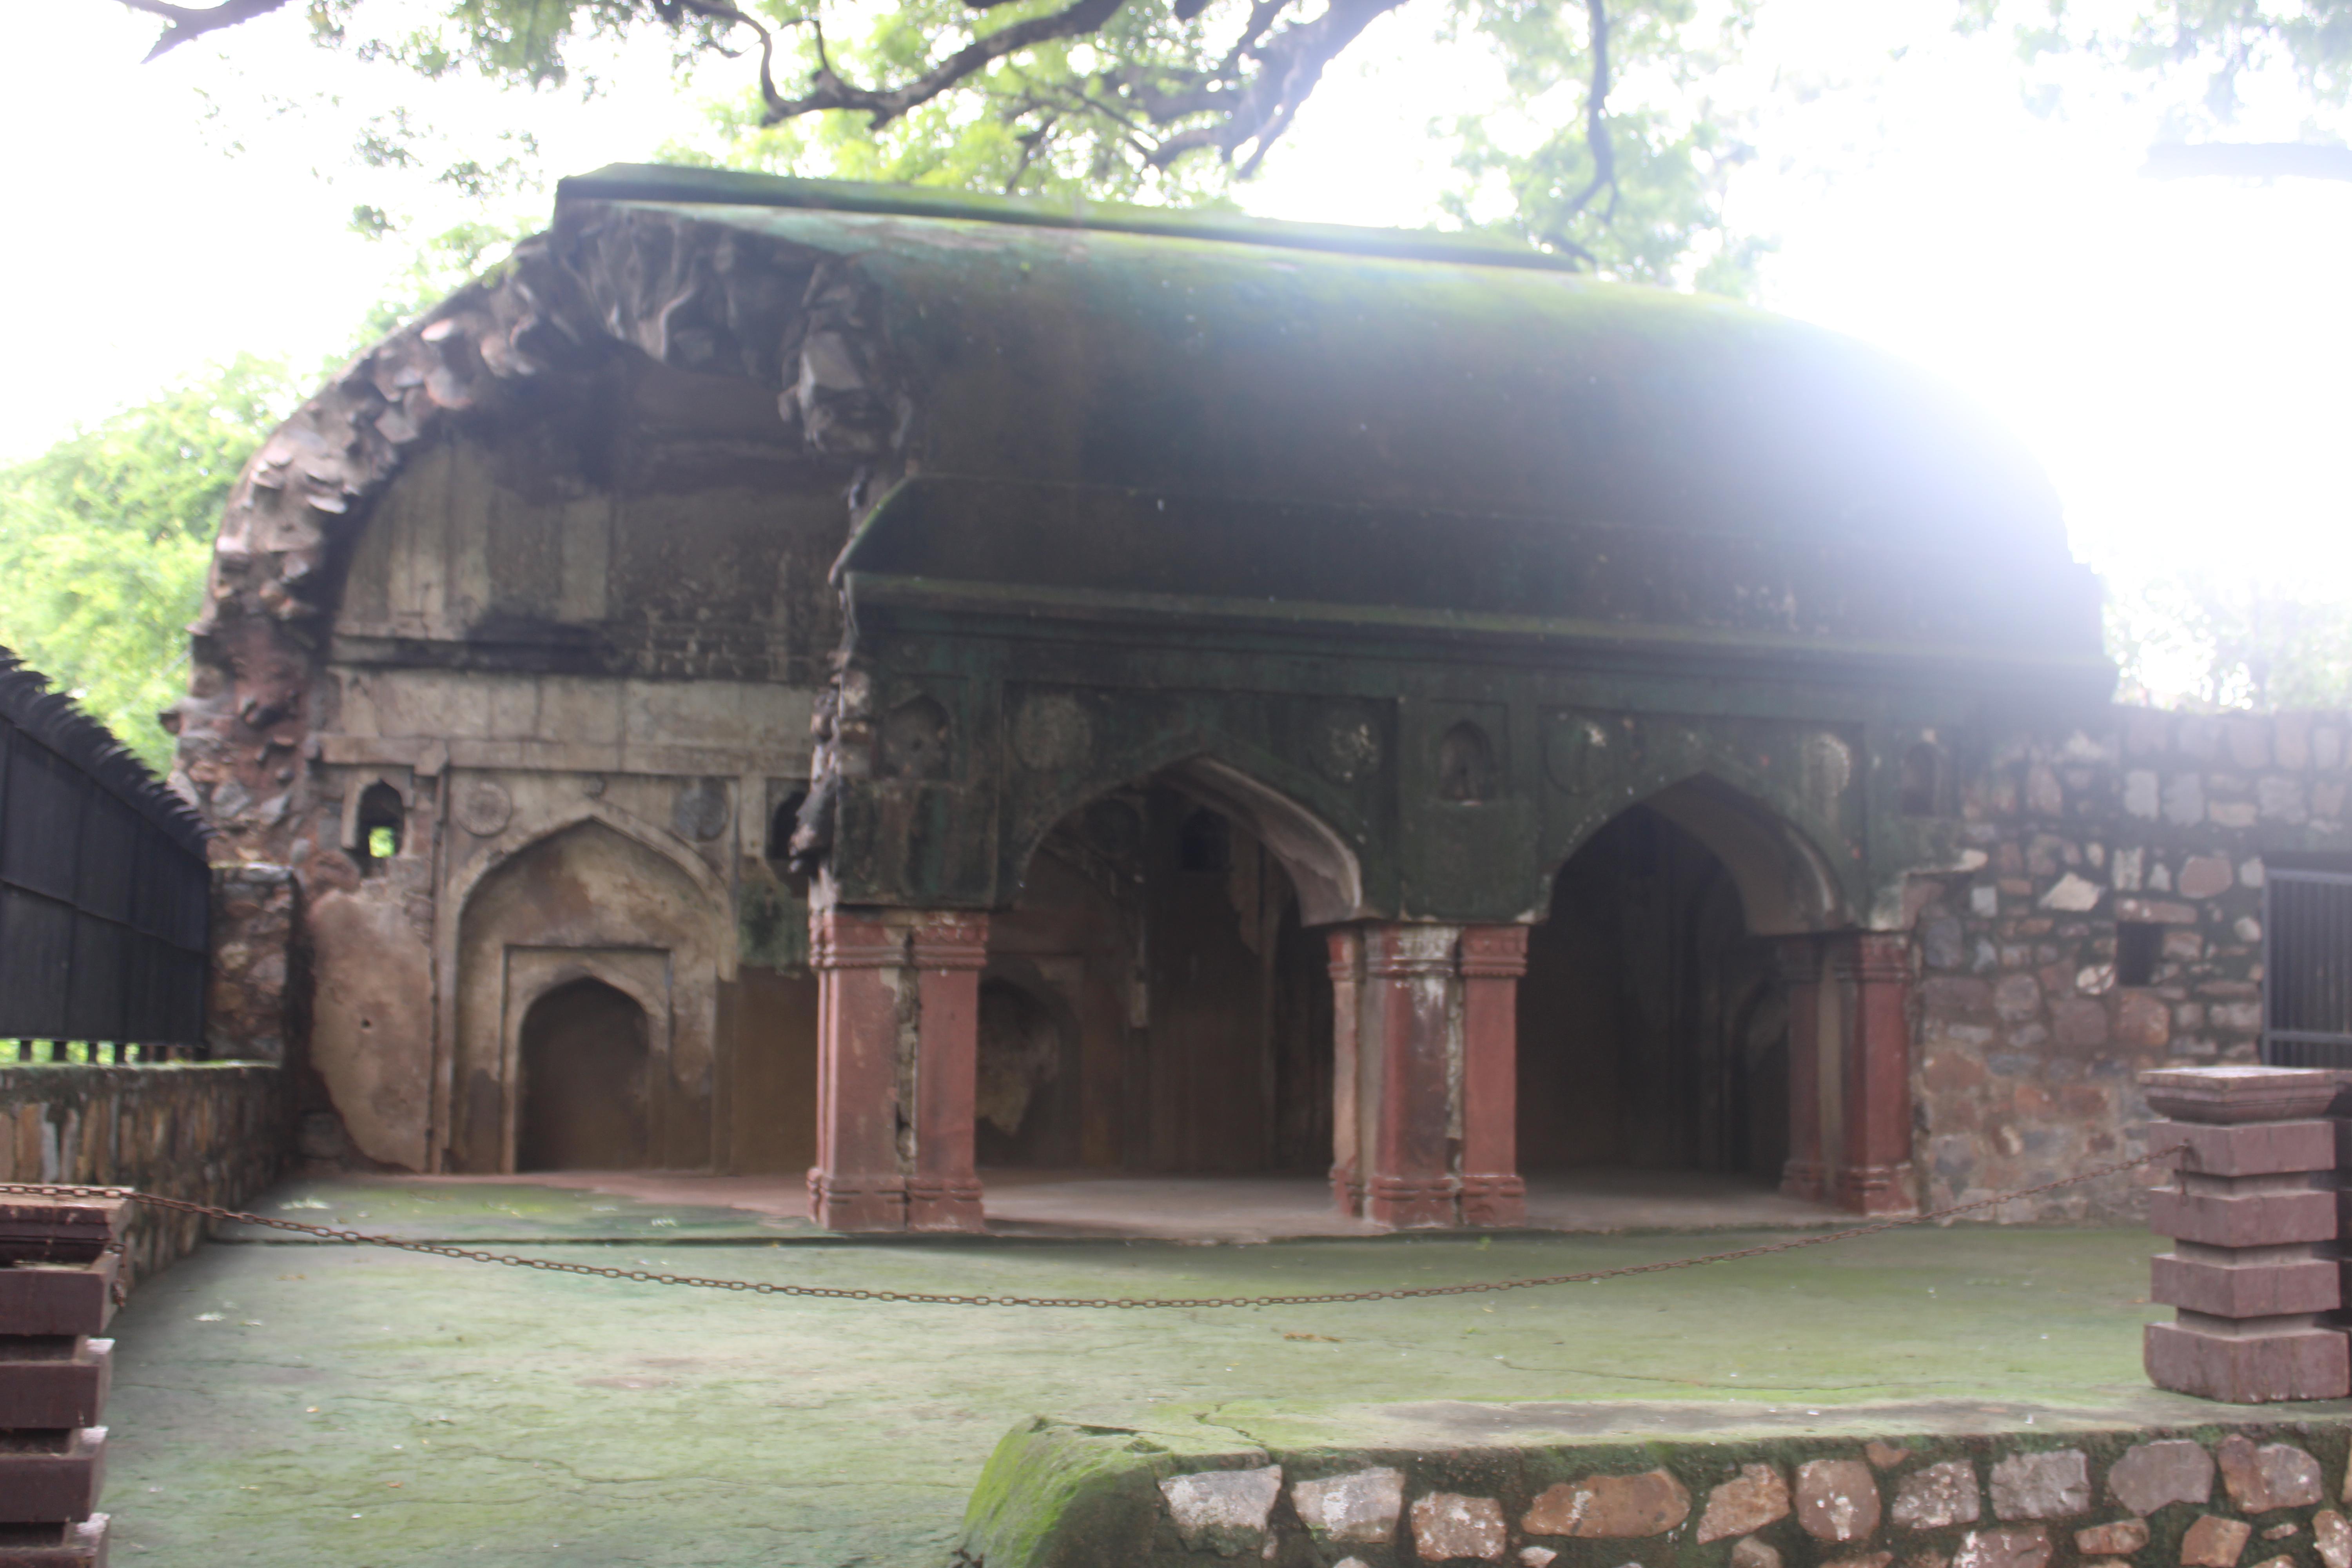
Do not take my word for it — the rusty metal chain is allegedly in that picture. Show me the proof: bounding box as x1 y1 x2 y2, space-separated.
0 1149 2178 1310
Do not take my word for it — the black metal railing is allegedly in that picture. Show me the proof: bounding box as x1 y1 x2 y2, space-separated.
0 649 210 1055
2263 866 2352 1069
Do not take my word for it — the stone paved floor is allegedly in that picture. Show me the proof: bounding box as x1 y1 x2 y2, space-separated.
96 1177 2288 1568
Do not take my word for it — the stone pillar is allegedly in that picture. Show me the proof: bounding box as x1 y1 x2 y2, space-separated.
1456 925 1528 1228
0 1190 120 1561
1777 938 1828 1204
1327 928 1365 1218
1359 924 1461 1229
1829 932 1916 1216
906 913 989 1234
2142 1065 2348 1403
808 909 909 1233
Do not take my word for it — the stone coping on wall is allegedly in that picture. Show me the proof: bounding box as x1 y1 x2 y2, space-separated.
954 1405 2352 1568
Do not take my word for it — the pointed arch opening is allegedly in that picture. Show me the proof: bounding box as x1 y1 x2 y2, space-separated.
985 760 1339 1177
1519 777 1834 1183
517 978 653 1171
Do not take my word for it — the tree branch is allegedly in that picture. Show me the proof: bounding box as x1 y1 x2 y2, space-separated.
117 0 292 61
760 0 1129 129
1140 0 1410 175
1553 0 1615 223
2143 142 2352 181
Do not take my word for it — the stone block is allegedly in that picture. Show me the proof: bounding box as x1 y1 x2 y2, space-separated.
0 1514 108 1567
2181 1515 2254 1568
1892 1462 1982 1530
0 1258 120 1338
1699 1464 1791 1543
2151 1120 2336 1177
1991 1451 2090 1521
2152 1253 2339 1318
2075 1521 2149 1555
1730 1539 1782 1568
0 1427 105 1525
1797 1459 1883 1543
2145 1321 2352 1403
1413 1493 1506 1561
2146 1189 2336 1249
2141 1067 2340 1125
0 1199 127 1267
0 1338 112 1428
1523 1470 1691 1537
2314 1510 2350 1568
1952 1526 2052 1568
2216 1436 2323 1512
1294 1469 1404 1545
1159 1466 1280 1554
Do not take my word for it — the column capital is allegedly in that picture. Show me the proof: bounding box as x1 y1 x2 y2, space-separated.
811 909 903 971
1456 924 1530 980
1364 923 1461 979
1826 929 1909 984
908 911 991 971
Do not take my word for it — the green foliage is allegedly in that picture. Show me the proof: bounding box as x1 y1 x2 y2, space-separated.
1438 0 1768 292
2109 575 2352 711
0 357 295 769
1965 0 2352 133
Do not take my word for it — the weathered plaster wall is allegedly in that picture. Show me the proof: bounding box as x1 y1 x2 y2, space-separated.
1912 708 2350 1222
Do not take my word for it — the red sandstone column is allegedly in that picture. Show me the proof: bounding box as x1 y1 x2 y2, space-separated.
1327 928 1365 1218
1456 924 1528 1227
808 909 909 1232
1362 924 1461 1229
1777 938 1828 1204
1829 932 1917 1215
907 913 989 1234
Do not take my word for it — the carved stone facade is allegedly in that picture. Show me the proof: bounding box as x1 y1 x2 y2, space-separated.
179 166 2311 1230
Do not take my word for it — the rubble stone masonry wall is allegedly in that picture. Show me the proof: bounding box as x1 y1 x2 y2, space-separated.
0 1063 287 1281
1910 708 2351 1222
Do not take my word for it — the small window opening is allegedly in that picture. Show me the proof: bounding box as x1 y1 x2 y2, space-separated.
1437 721 1497 803
1178 808 1231 873
2116 921 2163 987
1900 742 1942 817
356 782 405 875
768 788 809 865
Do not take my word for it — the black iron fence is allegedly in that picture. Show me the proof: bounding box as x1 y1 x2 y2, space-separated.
2265 866 2352 1069
0 650 210 1054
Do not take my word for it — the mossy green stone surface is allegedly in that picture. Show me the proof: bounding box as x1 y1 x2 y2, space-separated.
92 1183 2304 1566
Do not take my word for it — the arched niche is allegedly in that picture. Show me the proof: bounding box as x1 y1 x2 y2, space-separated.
1548 772 1849 938
1159 756 1366 928
450 815 726 1172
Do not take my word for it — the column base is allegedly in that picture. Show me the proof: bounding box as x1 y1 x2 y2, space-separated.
1458 1173 1526 1228
907 1177 987 1234
1780 1159 1827 1203
2146 1320 2350 1403
1330 1168 1364 1219
1365 1176 1458 1230
807 1170 907 1233
1831 1162 1917 1216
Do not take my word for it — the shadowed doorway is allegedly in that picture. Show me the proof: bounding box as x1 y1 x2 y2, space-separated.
1519 803 1789 1180
517 978 653 1170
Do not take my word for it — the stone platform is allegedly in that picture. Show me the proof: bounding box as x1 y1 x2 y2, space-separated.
959 1406 2352 1568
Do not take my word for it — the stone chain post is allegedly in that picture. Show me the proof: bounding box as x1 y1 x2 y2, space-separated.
2141 1065 2350 1403
0 1191 122 1561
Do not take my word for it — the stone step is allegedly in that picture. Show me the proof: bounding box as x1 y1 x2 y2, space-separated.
0 1340 112 1430
0 1201 126 1269
0 1258 120 1339
0 1515 110 1568
0 1428 106 1526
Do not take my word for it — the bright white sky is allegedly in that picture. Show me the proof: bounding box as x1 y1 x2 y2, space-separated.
6 0 2349 624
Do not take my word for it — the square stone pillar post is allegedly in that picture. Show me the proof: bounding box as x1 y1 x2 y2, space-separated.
1457 925 1529 1228
1359 924 1463 1230
906 913 989 1234
809 909 909 1233
1829 932 1917 1215
1776 937 1828 1204
2142 1065 2348 1403
1327 928 1365 1218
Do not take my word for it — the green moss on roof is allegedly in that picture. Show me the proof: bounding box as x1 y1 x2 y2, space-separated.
559 163 1583 271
